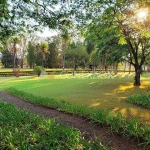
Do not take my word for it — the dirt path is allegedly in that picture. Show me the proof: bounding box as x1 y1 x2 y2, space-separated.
0 91 142 150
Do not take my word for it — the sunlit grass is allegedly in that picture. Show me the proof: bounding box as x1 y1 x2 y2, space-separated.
0 73 150 123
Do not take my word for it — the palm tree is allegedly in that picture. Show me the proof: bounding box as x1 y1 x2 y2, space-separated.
39 42 49 66
61 30 70 70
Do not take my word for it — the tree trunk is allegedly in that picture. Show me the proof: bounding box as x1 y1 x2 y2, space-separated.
93 65 96 74
134 66 142 86
20 59 23 68
113 62 118 74
72 59 75 76
62 54 65 70
13 53 16 70
129 62 131 74
147 62 150 72
101 57 105 71
124 61 126 72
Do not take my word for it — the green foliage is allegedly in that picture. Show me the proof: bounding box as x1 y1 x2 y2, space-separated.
23 0 30 3
127 94 150 109
27 42 35 68
45 42 58 68
86 40 95 54
90 109 107 125
33 66 45 76
1 50 13 68
39 42 49 52
39 42 49 66
6 87 150 148
66 42 89 70
106 112 124 134
0 0 65 44
61 29 70 44
118 37 127 45
0 100 108 149
76 0 150 85
122 117 145 138
0 0 6 4
89 50 99 65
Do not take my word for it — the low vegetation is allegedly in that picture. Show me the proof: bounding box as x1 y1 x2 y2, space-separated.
127 94 150 109
127 87 150 109
0 100 108 150
33 66 45 76
6 88 150 149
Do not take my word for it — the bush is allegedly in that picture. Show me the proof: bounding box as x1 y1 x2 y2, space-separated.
33 66 45 76
12 69 23 77
127 94 150 109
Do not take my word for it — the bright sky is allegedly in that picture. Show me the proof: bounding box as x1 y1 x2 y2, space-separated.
36 27 58 37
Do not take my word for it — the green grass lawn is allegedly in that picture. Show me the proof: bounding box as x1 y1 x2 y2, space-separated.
0 72 150 123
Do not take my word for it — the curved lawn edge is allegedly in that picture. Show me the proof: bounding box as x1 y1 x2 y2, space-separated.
6 87 150 149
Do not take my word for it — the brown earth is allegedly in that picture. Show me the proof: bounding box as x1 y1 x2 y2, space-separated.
0 91 143 150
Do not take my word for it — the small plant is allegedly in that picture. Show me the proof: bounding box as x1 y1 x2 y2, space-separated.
33 66 45 76
12 69 23 77
147 87 150 94
127 94 150 109
106 112 124 134
90 109 107 125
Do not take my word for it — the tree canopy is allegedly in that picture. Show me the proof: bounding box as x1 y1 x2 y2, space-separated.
0 0 70 46
71 0 150 85
1 0 150 85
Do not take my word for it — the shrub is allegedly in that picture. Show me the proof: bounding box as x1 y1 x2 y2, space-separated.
12 69 23 77
33 66 45 76
127 94 150 109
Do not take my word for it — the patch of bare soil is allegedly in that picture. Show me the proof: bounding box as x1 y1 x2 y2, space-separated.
0 91 143 150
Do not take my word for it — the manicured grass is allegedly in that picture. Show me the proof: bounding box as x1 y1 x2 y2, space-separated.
0 73 150 123
0 100 108 150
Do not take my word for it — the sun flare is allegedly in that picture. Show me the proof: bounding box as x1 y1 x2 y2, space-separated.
138 11 146 18
137 8 148 21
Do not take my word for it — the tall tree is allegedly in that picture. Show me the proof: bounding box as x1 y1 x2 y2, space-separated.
39 42 49 66
1 49 13 68
27 42 35 68
66 42 88 75
61 29 71 70
73 0 150 86
45 42 58 68
9 37 20 70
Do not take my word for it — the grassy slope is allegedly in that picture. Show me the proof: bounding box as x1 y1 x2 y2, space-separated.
0 73 150 123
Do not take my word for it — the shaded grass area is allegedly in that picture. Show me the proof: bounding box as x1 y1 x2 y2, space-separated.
0 73 150 123
0 100 107 150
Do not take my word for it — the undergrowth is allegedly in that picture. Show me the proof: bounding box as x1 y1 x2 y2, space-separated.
6 87 150 149
127 87 150 109
0 100 109 150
